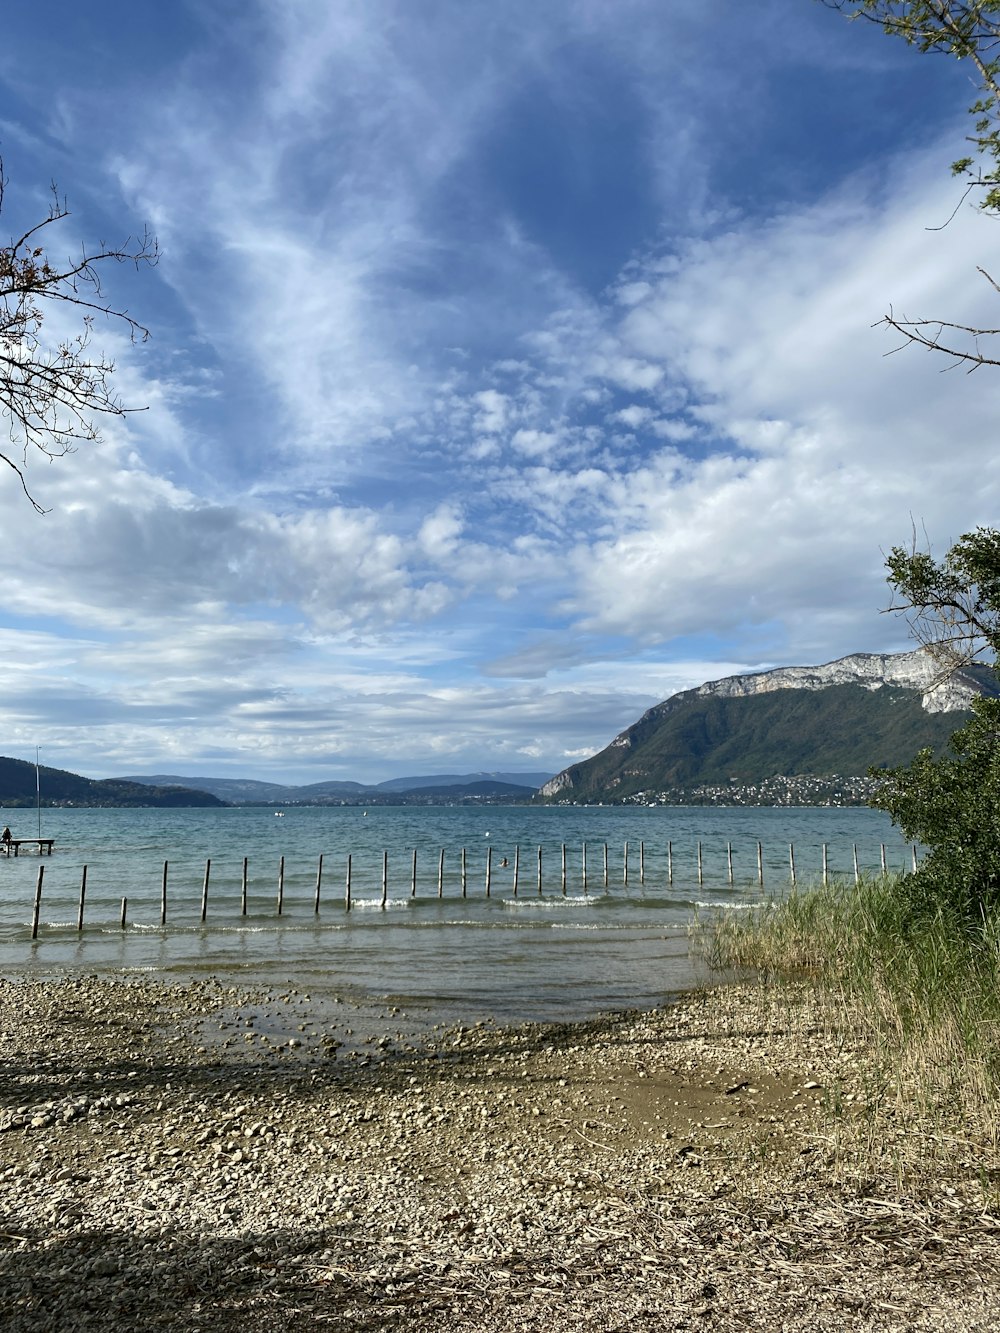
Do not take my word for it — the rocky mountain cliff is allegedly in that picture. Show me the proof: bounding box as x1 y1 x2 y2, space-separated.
538 650 999 805
682 650 989 714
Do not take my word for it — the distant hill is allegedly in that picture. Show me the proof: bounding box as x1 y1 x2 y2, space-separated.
122 770 553 804
121 775 369 804
538 650 999 806
381 780 539 801
374 771 554 792
0 758 224 808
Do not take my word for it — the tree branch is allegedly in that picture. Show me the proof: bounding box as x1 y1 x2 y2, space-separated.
0 159 157 509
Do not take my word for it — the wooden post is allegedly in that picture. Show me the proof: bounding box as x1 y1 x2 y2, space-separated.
77 865 87 933
30 865 44 940
623 841 629 887
561 843 567 896
640 840 645 886
314 853 324 913
727 842 734 886
789 843 796 887
667 840 673 885
201 859 211 923
411 848 417 898
582 841 588 895
120 896 128 930
345 853 352 912
276 855 284 916
512 844 520 897
603 842 609 890
697 841 703 886
822 843 829 886
485 844 492 897
757 841 764 887
160 860 168 925
437 848 444 899
381 850 388 909
462 846 467 898
880 843 887 875
241 856 248 917
537 844 543 897
852 843 859 885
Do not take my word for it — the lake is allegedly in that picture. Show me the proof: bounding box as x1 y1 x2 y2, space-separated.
0 803 912 1031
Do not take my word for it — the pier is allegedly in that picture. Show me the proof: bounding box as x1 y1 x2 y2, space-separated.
2 838 54 857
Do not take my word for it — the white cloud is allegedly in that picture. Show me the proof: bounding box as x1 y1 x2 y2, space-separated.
3 442 456 636
472 390 509 434
417 503 464 561
529 146 1000 658
510 428 560 459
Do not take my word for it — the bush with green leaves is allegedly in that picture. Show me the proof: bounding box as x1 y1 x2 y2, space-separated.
870 526 1000 921
872 695 1000 920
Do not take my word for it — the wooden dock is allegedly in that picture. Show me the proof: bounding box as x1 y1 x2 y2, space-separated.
2 838 54 857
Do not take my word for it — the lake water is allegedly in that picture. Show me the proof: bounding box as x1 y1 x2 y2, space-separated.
0 804 912 1031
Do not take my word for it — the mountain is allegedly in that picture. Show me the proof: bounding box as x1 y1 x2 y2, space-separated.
537 650 999 806
0 758 224 808
121 770 553 804
374 771 554 792
121 775 369 804
378 780 540 801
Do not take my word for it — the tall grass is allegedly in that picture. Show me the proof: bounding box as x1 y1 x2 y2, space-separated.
706 875 1000 1142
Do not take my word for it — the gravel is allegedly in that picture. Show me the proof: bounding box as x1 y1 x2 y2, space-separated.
0 974 997 1330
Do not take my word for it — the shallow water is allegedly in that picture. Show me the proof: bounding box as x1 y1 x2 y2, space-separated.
0 804 911 1026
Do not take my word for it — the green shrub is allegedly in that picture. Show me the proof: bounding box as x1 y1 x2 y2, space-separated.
872 697 1000 922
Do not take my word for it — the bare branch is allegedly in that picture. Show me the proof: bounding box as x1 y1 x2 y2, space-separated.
0 158 158 510
926 179 977 229
876 291 1000 370
823 4 1000 369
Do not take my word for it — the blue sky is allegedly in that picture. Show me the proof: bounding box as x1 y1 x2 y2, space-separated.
2 0 999 783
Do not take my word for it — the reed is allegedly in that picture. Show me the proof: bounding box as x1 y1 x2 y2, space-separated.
704 874 1000 1146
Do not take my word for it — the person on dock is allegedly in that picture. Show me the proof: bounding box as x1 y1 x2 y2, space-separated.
1 826 11 855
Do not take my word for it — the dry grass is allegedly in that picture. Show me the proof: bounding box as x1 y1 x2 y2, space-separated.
701 875 1000 1188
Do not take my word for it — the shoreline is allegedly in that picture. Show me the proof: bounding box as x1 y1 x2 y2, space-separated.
1 974 998 1330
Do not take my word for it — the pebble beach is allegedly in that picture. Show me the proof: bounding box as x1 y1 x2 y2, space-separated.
1 974 998 1331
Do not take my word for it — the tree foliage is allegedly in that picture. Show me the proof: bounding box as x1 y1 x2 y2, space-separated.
824 1 1000 369
871 527 1000 919
871 695 1000 917
884 526 1000 669
0 161 158 511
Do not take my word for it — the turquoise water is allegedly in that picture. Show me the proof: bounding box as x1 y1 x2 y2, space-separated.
0 804 912 1027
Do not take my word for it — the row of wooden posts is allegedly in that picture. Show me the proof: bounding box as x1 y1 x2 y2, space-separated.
27 838 920 938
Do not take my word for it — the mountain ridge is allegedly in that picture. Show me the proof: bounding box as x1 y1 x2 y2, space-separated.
538 650 999 804
120 770 553 805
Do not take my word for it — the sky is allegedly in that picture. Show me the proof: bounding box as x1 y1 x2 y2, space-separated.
2 0 1000 785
